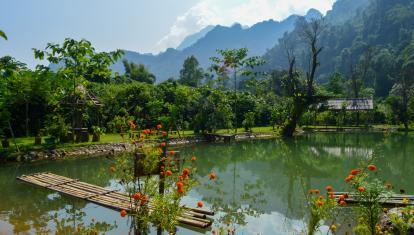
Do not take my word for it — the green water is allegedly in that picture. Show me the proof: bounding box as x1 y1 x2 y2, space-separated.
1 132 414 234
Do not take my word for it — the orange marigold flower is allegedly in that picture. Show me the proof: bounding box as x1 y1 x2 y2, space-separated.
176 181 184 188
319 195 324 199
166 170 173 176
358 186 365 193
109 166 116 173
128 120 136 129
339 195 346 201
197 201 203 208
162 131 168 137
133 192 141 200
328 192 335 199
120 209 127 217
345 175 354 183
140 195 148 205
368 164 377 171
160 142 166 147
169 151 175 155
325 185 333 192
209 172 216 180
316 200 324 207
156 124 162 130
178 175 184 181
191 156 197 161
177 187 185 194
339 200 347 206
350 169 361 175
182 168 190 176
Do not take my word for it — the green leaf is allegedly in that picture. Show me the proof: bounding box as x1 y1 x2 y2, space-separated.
0 30 7 40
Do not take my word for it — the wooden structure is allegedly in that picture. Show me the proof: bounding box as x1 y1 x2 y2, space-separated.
17 172 214 228
325 98 373 111
333 192 414 206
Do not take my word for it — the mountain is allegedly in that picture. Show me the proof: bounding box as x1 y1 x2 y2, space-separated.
113 10 316 82
176 25 215 51
325 0 371 25
262 0 414 97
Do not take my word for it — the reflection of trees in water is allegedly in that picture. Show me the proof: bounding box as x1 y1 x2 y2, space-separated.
0 157 114 233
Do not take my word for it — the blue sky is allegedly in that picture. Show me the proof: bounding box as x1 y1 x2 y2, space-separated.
0 0 335 68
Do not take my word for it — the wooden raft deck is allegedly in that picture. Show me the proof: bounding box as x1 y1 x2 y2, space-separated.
17 172 214 228
333 192 414 206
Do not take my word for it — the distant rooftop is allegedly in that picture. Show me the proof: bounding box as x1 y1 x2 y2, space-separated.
325 98 373 111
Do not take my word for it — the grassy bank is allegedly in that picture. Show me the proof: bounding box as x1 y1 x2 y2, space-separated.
0 126 279 154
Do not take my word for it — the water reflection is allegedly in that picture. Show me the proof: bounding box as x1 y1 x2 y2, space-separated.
0 133 414 234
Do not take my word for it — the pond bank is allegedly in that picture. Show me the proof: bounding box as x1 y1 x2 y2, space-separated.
1 133 275 163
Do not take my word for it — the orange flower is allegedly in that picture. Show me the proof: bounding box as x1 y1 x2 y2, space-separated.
177 187 185 194
160 166 165 171
345 175 354 183
197 201 203 208
350 169 360 175
209 172 216 180
178 175 184 181
133 192 141 200
160 142 166 147
140 195 148 205
166 170 173 176
191 156 197 161
328 192 335 199
325 185 333 192
120 209 127 217
169 151 175 155
316 200 324 207
339 194 346 201
339 200 347 206
132 139 136 145
109 166 116 173
176 181 184 188
128 120 136 129
358 186 365 192
162 131 168 137
182 168 190 176
319 195 324 199
367 164 377 171
156 124 162 130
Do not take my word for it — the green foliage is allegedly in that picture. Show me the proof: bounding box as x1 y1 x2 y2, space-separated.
0 30 6 40
242 112 255 131
178 55 204 87
33 38 123 83
122 60 156 84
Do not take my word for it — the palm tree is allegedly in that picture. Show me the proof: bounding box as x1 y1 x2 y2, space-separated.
0 30 7 40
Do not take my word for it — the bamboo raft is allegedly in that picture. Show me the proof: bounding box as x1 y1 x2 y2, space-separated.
17 172 214 228
333 192 414 206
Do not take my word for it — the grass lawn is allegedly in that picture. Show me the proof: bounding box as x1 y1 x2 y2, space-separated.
1 127 278 153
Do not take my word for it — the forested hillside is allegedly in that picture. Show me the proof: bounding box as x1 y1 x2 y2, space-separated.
263 0 414 98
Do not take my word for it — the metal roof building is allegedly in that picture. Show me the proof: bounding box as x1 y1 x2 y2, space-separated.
325 98 373 111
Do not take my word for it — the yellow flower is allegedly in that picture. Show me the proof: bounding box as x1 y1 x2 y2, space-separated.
330 224 337 232
402 198 410 204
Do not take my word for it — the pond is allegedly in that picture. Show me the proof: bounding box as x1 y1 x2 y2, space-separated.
1 132 414 234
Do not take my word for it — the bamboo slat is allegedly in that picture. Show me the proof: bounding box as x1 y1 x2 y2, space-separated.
17 172 213 228
332 192 414 206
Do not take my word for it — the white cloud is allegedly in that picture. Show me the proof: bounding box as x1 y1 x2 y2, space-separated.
154 0 335 52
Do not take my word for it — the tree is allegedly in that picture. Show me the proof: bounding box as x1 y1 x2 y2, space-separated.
210 48 264 133
178 56 204 87
122 60 156 84
391 37 414 130
0 30 7 40
33 38 123 138
281 17 326 137
242 112 255 132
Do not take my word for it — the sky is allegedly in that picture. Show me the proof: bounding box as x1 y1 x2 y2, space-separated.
0 0 336 68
